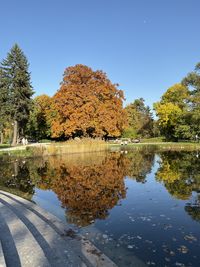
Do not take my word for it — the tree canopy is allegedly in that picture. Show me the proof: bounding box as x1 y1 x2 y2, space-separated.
51 64 127 139
27 94 53 140
154 84 191 140
182 63 200 138
124 98 153 138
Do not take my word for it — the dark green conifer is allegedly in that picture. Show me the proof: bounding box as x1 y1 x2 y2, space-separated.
0 44 34 145
0 68 9 143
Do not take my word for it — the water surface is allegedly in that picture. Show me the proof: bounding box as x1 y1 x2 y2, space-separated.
0 149 200 266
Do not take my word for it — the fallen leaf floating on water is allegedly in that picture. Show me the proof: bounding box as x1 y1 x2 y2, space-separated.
175 262 185 267
184 234 197 242
178 245 189 254
162 245 175 256
146 261 156 266
169 251 175 256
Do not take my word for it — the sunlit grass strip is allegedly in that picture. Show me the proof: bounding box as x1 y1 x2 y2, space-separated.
0 144 12 149
0 149 33 158
109 142 200 152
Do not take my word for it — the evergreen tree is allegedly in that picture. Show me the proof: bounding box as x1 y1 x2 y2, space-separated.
0 68 9 143
0 44 34 145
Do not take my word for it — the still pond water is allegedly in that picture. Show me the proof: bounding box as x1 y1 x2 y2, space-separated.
0 149 200 267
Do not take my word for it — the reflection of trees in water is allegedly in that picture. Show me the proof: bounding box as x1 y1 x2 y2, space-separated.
156 151 200 222
35 151 155 226
2 150 200 224
156 151 200 200
0 160 34 198
126 151 155 183
36 153 129 226
185 195 200 222
0 150 155 226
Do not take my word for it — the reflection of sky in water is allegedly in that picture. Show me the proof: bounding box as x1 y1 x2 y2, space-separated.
32 189 66 222
93 176 200 266
1 150 200 266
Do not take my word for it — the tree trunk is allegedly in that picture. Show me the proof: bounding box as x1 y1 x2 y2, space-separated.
0 131 3 144
12 120 18 146
14 161 18 177
17 130 20 144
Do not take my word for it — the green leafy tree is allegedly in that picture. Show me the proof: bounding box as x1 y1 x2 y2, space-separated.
154 84 190 140
182 62 200 94
0 44 34 145
182 63 200 138
27 95 53 140
124 98 154 138
161 83 189 109
156 151 200 200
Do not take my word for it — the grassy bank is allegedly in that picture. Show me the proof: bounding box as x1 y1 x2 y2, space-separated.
0 140 200 159
109 142 200 152
0 144 11 149
0 139 109 158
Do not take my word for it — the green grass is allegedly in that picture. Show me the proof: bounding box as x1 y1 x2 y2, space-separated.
0 144 11 149
109 141 200 152
141 137 164 143
38 139 53 143
0 149 33 160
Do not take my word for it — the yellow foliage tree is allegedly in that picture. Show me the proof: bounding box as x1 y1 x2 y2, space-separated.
154 83 189 140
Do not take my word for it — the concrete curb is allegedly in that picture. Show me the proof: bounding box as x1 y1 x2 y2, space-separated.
0 190 117 267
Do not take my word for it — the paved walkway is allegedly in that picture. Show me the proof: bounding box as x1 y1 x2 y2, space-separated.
0 143 50 152
0 190 117 267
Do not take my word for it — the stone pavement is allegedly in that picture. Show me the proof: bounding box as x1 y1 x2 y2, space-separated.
0 190 117 267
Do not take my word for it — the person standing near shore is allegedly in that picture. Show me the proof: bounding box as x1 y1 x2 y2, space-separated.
22 137 25 145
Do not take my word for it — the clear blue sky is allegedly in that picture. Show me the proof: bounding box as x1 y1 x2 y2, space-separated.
1 0 200 108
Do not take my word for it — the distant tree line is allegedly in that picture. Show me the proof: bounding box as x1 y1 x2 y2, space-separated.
0 44 199 144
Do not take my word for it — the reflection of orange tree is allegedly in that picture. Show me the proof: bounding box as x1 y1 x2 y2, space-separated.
36 153 129 226
156 151 200 200
32 161 55 190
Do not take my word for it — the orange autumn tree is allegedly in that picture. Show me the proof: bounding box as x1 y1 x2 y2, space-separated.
51 64 126 139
